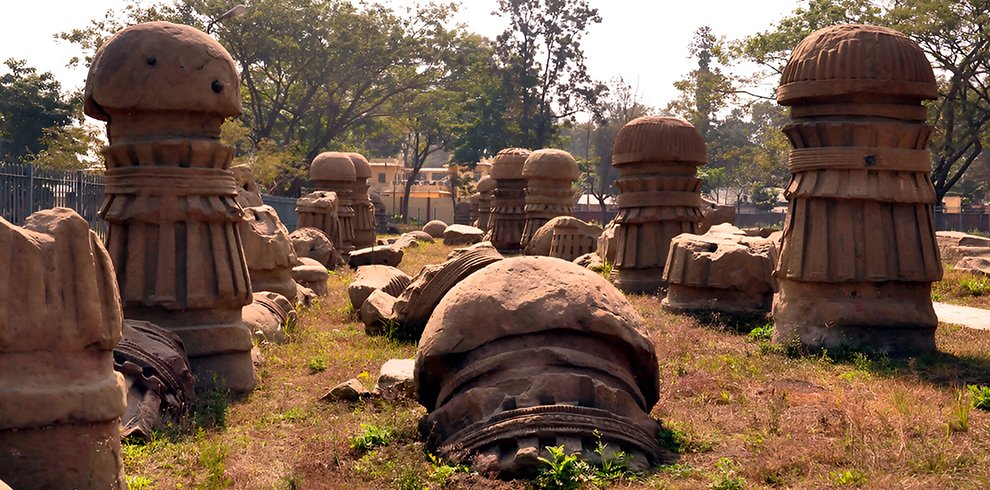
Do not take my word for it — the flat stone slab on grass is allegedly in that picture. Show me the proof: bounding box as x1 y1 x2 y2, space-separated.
934 302 990 330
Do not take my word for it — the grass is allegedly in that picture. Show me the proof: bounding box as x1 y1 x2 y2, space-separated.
121 242 990 489
931 263 990 308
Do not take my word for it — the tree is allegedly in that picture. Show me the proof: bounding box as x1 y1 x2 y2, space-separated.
493 0 605 148
0 59 76 164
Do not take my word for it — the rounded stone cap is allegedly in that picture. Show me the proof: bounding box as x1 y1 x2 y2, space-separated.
522 149 580 180
476 175 497 193
490 148 531 180
84 21 241 121
311 152 357 182
346 152 372 179
778 24 937 106
612 116 707 165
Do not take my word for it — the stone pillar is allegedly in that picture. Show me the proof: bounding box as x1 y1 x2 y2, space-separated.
611 117 706 294
84 21 256 393
476 175 497 231
347 152 377 249
296 191 340 245
520 149 579 247
772 24 941 352
488 148 530 252
0 209 126 489
310 152 357 254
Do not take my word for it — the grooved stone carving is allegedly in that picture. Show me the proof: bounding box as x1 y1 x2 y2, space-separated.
310 152 357 253
520 149 579 247
240 205 298 300
488 148 531 252
85 21 255 393
0 209 126 489
415 256 661 478
348 265 413 311
476 175 497 231
611 117 706 294
296 191 341 248
772 24 942 352
348 152 377 249
524 215 602 261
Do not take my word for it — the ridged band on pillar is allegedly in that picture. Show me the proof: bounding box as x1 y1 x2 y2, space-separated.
611 117 706 294
476 175 497 232
772 24 941 352
520 149 579 247
310 152 357 254
488 148 531 252
347 152 377 249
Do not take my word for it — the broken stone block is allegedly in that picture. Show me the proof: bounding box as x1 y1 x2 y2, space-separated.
310 152 357 253
698 196 736 234
454 200 473 225
231 164 265 208
348 265 412 311
361 289 399 336
243 292 298 345
597 218 619 265
115 319 194 441
443 224 484 245
773 24 942 353
574 252 605 271
348 152 377 249
415 256 661 478
348 245 403 268
405 230 436 243
323 378 371 402
936 231 990 264
488 148 531 252
85 21 255 393
0 209 127 489
662 224 778 315
520 149 579 247
377 359 415 399
240 205 298 301
423 220 448 239
296 191 341 249
293 257 330 296
290 226 339 267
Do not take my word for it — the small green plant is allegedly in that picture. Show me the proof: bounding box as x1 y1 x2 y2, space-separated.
657 421 714 454
590 430 632 486
125 475 153 490
308 355 327 373
190 385 230 429
960 275 990 296
710 458 744 490
592 260 614 280
427 452 470 487
197 428 232 489
947 388 971 434
967 384 990 410
534 445 589 490
349 423 395 452
828 468 867 487
746 322 774 342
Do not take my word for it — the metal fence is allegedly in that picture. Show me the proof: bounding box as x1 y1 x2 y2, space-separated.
262 194 298 231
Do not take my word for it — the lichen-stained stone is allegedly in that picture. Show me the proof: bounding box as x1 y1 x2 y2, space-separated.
0 209 127 489
310 152 357 253
611 117 707 294
347 152 377 249
772 24 942 353
488 148 531 252
85 21 255 393
520 149 579 247
415 257 661 478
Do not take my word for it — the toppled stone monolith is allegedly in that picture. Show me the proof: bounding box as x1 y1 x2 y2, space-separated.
348 152 377 249
0 209 127 489
524 216 602 260
416 256 661 478
243 291 297 344
611 117 706 294
85 21 255 392
293 257 330 296
115 319 194 441
296 190 341 247
290 227 338 267
772 24 942 352
310 152 357 253
348 265 412 311
476 175 497 231
662 224 778 315
443 224 484 245
348 244 404 268
488 148 531 252
520 149 579 247
240 205 298 300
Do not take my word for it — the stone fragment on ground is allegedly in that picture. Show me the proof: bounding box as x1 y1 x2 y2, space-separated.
443 224 484 245
348 244 403 268
936 231 990 275
423 220 448 238
361 289 399 336
292 257 330 296
323 378 371 402
348 265 412 311
240 205 298 300
243 291 298 344
376 359 415 399
290 227 339 267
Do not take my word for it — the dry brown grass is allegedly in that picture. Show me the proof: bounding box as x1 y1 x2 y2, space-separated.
932 263 990 309
124 244 990 490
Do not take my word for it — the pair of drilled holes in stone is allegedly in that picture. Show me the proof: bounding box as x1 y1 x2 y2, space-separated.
145 55 225 94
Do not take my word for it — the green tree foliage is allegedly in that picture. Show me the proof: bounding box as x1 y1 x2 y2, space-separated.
0 59 77 164
493 0 605 148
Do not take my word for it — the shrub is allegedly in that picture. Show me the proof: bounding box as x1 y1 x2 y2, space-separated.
349 423 395 452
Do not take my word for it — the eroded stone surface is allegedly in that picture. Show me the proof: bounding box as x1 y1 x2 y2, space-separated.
290 227 338 267
231 164 264 208
348 265 412 311
310 152 357 253
296 191 341 250
520 149 579 247
348 152 377 249
488 148 531 252
443 224 484 245
597 218 619 264
524 216 602 261
240 205 298 300
323 378 370 402
377 359 415 399
361 289 399 336
415 257 661 478
772 24 941 353
423 220 448 239
698 196 736 234
86 21 255 393
348 245 403 269
243 292 298 345
936 231 990 265
293 257 330 296
476 175 497 232
0 209 126 489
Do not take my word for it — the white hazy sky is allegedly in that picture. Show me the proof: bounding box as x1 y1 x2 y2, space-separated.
1 0 800 110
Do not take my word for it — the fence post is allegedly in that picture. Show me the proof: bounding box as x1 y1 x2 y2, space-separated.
26 164 34 215
76 170 84 215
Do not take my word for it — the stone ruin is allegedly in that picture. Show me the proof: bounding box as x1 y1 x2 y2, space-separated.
937 231 990 276
520 149 579 247
231 163 265 208
523 215 602 260
309 151 357 253
454 200 472 225
475 175 497 231
488 148 531 252
295 190 341 247
415 256 661 478
443 223 485 245
0 209 126 489
423 219 448 239
84 21 256 392
240 205 298 301
773 24 942 352
611 117 706 294
348 152 377 249
466 193 481 226
662 224 778 316
370 191 389 232
243 291 298 345
290 226 339 268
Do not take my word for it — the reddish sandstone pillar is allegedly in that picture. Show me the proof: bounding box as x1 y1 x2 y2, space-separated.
476 175 497 232
310 152 357 254
520 149 579 247
772 25 941 352
348 152 377 249
488 148 531 252
611 117 706 294
85 22 255 392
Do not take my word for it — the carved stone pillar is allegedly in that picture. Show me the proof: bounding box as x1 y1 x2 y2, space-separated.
347 152 377 249
520 149 579 247
772 24 941 352
310 152 357 254
611 117 706 294
84 21 255 392
488 148 531 252
476 175 496 232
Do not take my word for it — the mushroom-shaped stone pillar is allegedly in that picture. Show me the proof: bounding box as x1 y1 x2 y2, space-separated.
348 152 377 249
310 152 357 254
488 148 531 252
84 21 255 393
773 24 941 352
520 149 579 247
0 209 126 489
475 175 497 231
416 256 661 478
611 117 707 294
